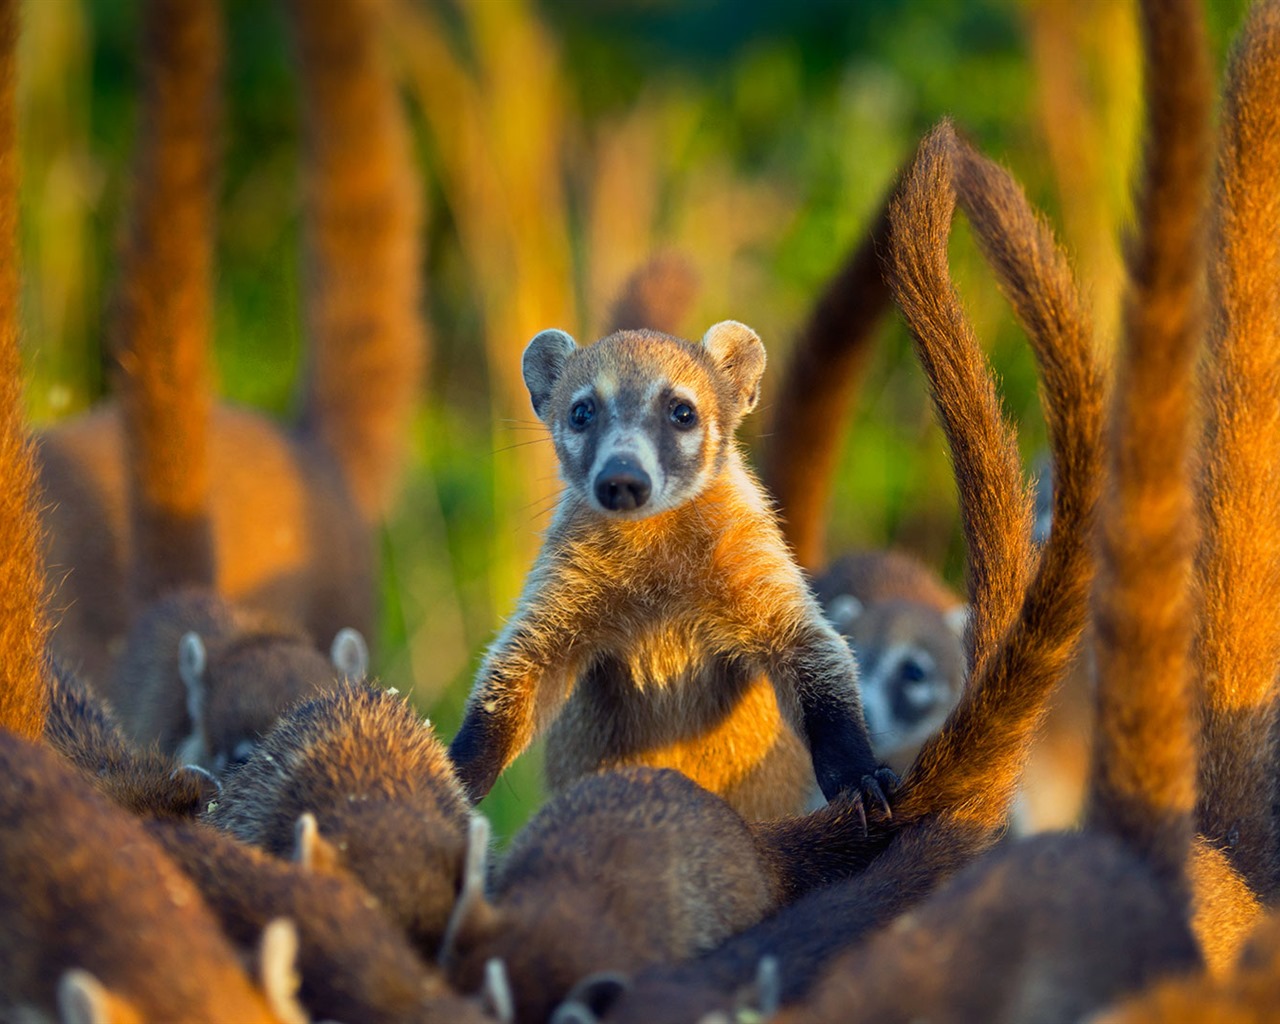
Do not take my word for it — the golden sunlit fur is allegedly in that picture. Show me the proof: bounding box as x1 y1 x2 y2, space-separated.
0 0 49 743
36 0 421 688
1193 0 1280 904
450 323 889 820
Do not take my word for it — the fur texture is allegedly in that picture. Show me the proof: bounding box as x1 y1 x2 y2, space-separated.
206 682 472 957
606 251 699 337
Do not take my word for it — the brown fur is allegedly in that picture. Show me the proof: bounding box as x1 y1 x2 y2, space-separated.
289 0 426 523
761 194 894 571
112 0 220 602
206 682 473 957
602 122 1104 1023
451 324 888 820
37 0 421 688
606 251 699 337
42 661 216 821
0 0 49 743
0 730 286 1022
105 587 355 773
1193 0 1280 901
147 819 492 1024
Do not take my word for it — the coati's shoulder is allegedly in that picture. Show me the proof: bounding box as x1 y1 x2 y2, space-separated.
0 730 295 1023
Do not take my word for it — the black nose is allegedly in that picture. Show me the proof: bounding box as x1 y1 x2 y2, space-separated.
594 455 652 511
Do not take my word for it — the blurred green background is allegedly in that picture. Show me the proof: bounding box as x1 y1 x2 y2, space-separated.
17 0 1252 839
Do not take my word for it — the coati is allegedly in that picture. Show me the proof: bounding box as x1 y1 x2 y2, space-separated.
0 729 303 1023
108 587 368 774
206 681 474 958
0 0 47 744
814 550 966 773
146 818 502 1024
603 114 1104 1024
35 0 423 689
443 766 902 1024
766 0 1214 1016
448 320 895 821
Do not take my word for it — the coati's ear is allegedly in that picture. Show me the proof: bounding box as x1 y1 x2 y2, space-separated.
523 329 578 421
259 918 307 1024
481 958 515 1024
827 595 864 632
293 811 341 874
57 970 134 1024
179 631 207 724
171 763 222 805
944 604 970 639
700 320 766 415
330 627 369 680
440 815 499 967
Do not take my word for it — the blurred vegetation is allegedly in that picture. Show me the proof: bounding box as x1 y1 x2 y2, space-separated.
17 0 1252 839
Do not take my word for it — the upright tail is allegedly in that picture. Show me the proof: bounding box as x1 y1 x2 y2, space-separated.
0 0 49 742
1193 0 1280 899
1087 0 1210 900
113 0 222 601
761 194 894 571
886 122 1104 831
605 252 699 337
290 0 426 523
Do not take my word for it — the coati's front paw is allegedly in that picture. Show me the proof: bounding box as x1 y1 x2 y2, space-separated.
834 767 899 832
447 717 505 805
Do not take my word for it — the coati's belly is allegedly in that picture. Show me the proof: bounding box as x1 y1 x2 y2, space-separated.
543 649 818 820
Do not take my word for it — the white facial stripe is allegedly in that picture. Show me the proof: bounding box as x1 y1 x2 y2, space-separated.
859 642 938 735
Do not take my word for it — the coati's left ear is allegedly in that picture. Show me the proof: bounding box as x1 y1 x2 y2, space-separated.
701 320 766 414
523 329 578 421
330 627 369 681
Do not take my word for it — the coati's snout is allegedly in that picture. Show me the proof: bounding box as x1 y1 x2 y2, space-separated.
523 321 766 518
595 455 652 511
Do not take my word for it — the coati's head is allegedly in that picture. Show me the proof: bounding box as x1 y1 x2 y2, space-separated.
523 323 766 518
177 627 368 775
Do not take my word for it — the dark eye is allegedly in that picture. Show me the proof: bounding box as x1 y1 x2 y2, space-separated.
669 401 697 429
569 399 595 430
899 657 927 683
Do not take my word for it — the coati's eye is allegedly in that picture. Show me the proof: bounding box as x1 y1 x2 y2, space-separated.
899 656 927 683
569 399 595 430
669 401 697 429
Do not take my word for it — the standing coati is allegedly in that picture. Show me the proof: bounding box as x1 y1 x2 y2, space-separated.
602 113 1104 1024
814 550 967 773
448 321 895 821
35 0 423 689
206 682 474 959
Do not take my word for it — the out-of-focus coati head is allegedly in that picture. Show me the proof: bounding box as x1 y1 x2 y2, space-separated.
523 323 766 518
177 626 368 775
815 551 967 770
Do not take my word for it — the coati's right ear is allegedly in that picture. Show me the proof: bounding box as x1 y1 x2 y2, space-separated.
179 631 207 724
330 627 369 680
522 329 577 421
440 814 499 967
259 918 307 1024
57 970 138 1024
293 811 342 874
701 320 766 415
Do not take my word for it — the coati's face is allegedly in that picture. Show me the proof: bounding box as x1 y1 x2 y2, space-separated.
177 627 368 775
523 323 766 518
824 595 966 765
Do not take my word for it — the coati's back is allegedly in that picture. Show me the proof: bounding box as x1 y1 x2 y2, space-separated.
208 682 472 955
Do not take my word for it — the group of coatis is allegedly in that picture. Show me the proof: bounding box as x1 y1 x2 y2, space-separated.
5 0 1280 1020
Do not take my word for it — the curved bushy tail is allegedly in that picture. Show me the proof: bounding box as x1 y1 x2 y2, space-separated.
761 196 894 571
0 0 49 742
114 0 222 601
1193 0 1280 899
606 251 699 337
887 122 1104 831
1086 0 1210 901
290 0 426 523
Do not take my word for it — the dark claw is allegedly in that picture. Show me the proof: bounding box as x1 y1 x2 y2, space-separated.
848 790 868 833
862 767 899 820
